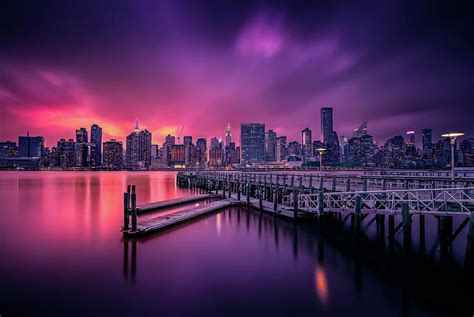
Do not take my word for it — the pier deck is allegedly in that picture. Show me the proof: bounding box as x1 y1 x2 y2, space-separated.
137 194 220 213
125 199 244 237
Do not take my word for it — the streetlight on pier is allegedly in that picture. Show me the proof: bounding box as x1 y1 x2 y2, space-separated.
315 147 326 176
441 132 464 180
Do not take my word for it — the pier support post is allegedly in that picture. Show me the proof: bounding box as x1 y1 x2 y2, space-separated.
439 215 453 260
318 190 324 215
259 185 263 211
237 182 241 200
293 189 298 220
382 179 387 190
388 213 395 243
247 183 250 205
346 178 351 192
354 196 362 234
332 178 336 191
401 203 411 253
131 185 137 231
123 191 130 230
273 186 278 212
363 179 367 191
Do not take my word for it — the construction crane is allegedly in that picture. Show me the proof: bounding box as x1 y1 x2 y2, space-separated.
176 126 184 144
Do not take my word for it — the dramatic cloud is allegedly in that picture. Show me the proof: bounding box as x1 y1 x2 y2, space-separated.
0 0 473 147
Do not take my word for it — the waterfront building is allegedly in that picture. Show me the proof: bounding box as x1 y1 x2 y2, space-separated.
241 123 265 164
75 127 89 167
103 139 123 169
320 107 333 143
196 138 207 168
0 141 18 158
18 133 44 158
422 128 433 151
209 139 225 167
287 141 301 157
301 128 312 162
57 138 76 168
225 123 232 148
151 144 159 158
90 124 102 167
265 129 277 162
169 144 185 166
460 138 474 167
406 130 415 145
126 123 152 169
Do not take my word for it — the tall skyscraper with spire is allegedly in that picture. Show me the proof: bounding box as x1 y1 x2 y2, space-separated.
225 123 232 148
126 120 152 169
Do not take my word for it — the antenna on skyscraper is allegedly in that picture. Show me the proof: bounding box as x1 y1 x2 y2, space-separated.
135 118 139 132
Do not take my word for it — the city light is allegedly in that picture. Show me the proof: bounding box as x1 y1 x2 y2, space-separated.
441 132 465 180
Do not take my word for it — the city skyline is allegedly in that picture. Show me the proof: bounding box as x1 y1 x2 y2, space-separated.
1 1 473 146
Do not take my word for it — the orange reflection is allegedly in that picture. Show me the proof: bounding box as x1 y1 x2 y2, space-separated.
315 267 329 306
216 213 222 236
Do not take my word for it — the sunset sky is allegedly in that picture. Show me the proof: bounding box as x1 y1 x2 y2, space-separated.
0 0 473 147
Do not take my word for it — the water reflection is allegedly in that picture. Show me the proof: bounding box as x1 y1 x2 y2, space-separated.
315 267 329 307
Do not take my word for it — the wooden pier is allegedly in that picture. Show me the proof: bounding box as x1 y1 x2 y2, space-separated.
136 194 220 214
124 199 244 237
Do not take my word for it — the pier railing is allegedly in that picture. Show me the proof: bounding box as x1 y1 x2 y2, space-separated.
282 187 474 216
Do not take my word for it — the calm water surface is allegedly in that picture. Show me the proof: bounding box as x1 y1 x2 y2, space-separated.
0 171 469 316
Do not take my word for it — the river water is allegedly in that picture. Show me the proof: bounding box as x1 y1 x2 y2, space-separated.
0 171 471 316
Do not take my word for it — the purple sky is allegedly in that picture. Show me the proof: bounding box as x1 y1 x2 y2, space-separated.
0 0 473 147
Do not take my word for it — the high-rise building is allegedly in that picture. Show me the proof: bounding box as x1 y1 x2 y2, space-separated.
18 133 44 158
90 124 102 167
320 107 333 143
0 141 18 158
169 144 186 166
151 144 159 158
241 123 265 164
352 122 368 138
301 128 312 162
209 139 225 167
125 122 152 169
75 127 89 167
183 136 193 146
57 138 76 168
196 138 207 168
422 128 432 151
225 123 232 148
103 139 123 169
265 129 277 161
406 130 415 145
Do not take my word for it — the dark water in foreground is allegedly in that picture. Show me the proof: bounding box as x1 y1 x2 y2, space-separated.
0 171 472 316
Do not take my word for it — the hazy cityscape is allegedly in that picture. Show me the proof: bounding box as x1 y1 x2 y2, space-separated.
1 106 473 171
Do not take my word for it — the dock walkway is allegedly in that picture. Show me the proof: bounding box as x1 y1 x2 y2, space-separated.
125 199 244 237
137 194 219 214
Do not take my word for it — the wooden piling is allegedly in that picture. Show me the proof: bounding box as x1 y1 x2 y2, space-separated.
123 192 130 230
131 185 137 231
401 203 411 252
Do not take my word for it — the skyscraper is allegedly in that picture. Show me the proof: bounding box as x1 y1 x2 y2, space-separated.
196 138 207 168
18 133 44 158
301 128 312 162
103 139 123 169
90 124 102 167
406 130 415 145
320 107 333 143
125 123 152 169
75 127 88 167
225 123 232 148
422 128 432 151
241 123 265 164
265 129 277 161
